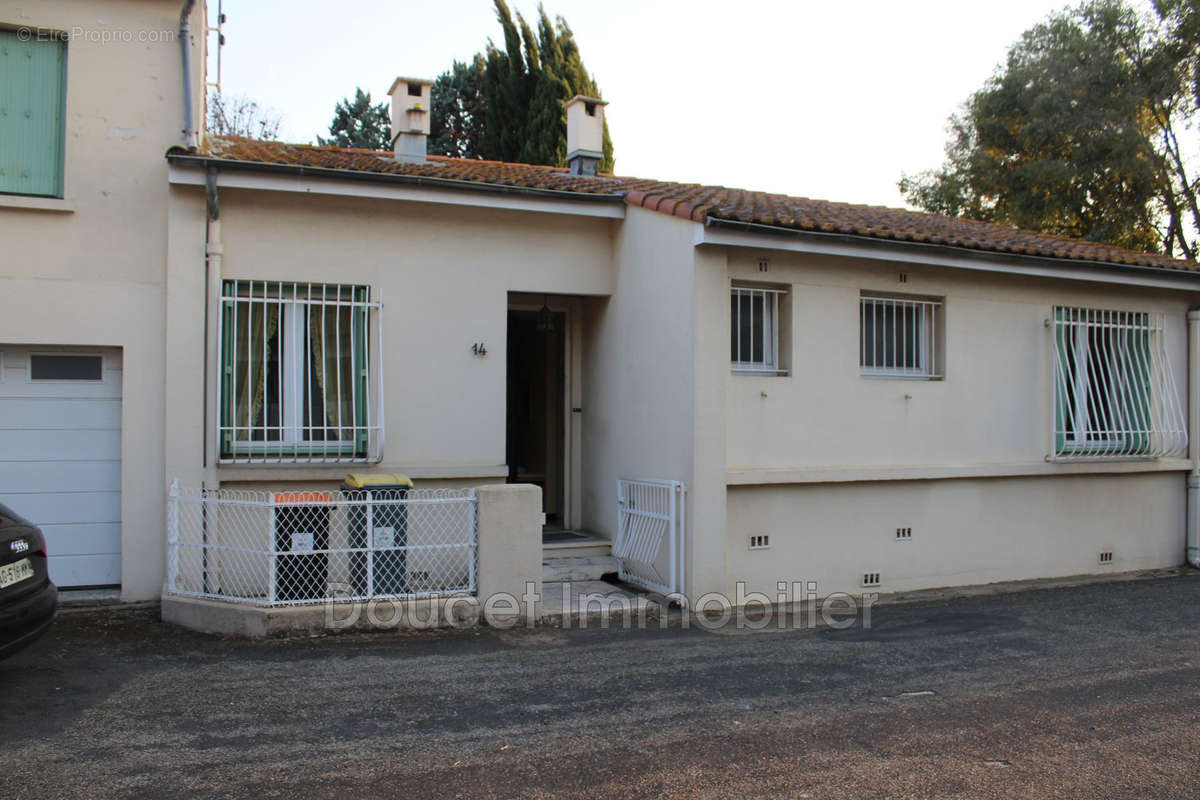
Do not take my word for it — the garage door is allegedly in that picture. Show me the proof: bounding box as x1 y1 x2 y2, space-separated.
0 347 122 587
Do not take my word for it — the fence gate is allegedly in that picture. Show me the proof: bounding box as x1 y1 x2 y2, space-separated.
614 478 686 595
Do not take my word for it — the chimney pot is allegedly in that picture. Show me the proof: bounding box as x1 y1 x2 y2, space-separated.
564 95 607 176
388 76 434 164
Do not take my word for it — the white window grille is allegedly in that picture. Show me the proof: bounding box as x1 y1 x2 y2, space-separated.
860 294 942 379
218 280 383 464
1051 307 1187 460
166 483 477 606
731 284 787 374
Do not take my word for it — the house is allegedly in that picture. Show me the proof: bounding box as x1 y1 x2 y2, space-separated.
4 2 1200 630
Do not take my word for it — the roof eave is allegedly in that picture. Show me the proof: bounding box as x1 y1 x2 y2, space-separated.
165 151 627 206
701 216 1200 290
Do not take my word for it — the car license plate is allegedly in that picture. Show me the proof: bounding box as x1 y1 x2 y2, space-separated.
0 558 34 589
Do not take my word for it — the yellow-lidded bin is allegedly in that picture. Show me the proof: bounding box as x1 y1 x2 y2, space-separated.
342 474 414 596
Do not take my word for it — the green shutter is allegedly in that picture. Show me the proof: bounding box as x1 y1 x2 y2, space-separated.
0 30 66 197
219 282 235 457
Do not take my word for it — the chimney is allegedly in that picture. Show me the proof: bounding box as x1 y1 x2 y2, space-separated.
388 76 434 164
564 95 607 176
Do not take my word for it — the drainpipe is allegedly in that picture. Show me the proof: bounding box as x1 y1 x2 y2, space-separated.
179 0 199 151
203 166 222 485
1188 310 1200 567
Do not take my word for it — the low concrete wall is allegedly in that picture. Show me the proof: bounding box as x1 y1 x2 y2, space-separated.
161 482 544 637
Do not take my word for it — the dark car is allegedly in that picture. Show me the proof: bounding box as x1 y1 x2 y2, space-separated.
0 503 57 660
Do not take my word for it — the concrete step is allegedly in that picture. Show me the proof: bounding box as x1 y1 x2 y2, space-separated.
543 555 620 582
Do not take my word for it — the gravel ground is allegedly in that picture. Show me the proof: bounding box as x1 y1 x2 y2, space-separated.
2 574 1200 799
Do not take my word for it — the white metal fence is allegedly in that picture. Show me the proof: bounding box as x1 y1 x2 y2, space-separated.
166 482 477 606
615 478 686 596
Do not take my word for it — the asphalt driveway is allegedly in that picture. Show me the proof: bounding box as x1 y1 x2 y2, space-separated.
2 574 1199 799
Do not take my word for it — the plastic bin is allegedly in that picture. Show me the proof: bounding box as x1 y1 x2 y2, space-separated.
271 491 332 602
343 474 414 596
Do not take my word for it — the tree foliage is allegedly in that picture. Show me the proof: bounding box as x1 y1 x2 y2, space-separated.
207 92 281 140
317 88 390 150
432 1 614 171
429 56 487 159
901 0 1199 259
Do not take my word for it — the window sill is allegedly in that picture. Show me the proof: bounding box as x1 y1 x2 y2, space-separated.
0 194 74 213
860 371 942 381
732 368 789 377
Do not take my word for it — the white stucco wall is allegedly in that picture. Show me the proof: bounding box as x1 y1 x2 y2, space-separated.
580 207 699 550
708 246 1200 600
0 1 204 600
164 185 617 495
726 472 1185 599
723 250 1194 472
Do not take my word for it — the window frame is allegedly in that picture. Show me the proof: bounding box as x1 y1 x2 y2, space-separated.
731 283 788 376
217 280 380 464
0 27 67 199
859 293 943 380
1052 307 1155 458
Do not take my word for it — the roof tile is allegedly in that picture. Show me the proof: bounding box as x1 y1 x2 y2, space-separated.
197 136 1199 273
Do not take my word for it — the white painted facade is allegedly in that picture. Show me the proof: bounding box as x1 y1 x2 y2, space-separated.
3 0 1200 605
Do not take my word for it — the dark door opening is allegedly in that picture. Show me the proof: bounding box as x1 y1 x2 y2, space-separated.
506 309 566 528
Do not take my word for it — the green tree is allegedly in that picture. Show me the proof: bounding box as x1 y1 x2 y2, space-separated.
432 1 615 171
430 55 487 158
317 88 390 150
901 0 1197 259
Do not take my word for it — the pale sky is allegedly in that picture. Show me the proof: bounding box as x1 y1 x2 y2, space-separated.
206 0 1082 209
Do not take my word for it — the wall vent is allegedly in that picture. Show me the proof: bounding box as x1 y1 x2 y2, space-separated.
895 527 912 540
758 258 769 273
748 534 770 550
1098 551 1114 565
862 572 881 587
898 272 909 283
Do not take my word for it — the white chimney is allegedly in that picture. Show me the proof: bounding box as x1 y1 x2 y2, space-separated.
564 95 607 176
388 76 434 164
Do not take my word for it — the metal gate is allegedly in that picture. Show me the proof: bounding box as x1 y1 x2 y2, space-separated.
614 478 686 595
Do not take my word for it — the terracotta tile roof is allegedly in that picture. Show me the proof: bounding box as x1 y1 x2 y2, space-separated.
197 136 1199 274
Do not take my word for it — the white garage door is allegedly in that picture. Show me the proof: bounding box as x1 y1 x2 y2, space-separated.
0 347 122 587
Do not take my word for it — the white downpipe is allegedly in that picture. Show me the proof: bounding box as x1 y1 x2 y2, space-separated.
178 0 199 151
1187 310 1200 567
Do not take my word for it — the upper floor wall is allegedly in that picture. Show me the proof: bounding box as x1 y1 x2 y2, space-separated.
721 248 1197 474
0 0 204 285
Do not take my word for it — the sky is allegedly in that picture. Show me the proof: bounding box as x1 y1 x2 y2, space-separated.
206 0 1079 210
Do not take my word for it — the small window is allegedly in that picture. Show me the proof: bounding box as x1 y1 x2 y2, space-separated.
860 294 942 379
731 283 788 375
406 82 422 97
1052 307 1186 459
30 354 102 381
0 29 66 197
219 281 380 463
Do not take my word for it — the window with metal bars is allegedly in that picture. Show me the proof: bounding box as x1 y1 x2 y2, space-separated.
1051 307 1186 459
731 284 788 374
860 294 943 379
218 281 382 463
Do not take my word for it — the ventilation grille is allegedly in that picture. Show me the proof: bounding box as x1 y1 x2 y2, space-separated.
898 272 909 283
895 527 912 540
1098 551 1114 565
748 534 770 550
862 572 881 587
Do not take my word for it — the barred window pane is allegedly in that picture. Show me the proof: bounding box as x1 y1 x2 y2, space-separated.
219 281 378 463
860 295 942 378
731 285 784 373
1052 307 1186 459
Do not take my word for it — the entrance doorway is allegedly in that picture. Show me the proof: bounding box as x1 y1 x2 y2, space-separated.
507 308 566 528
